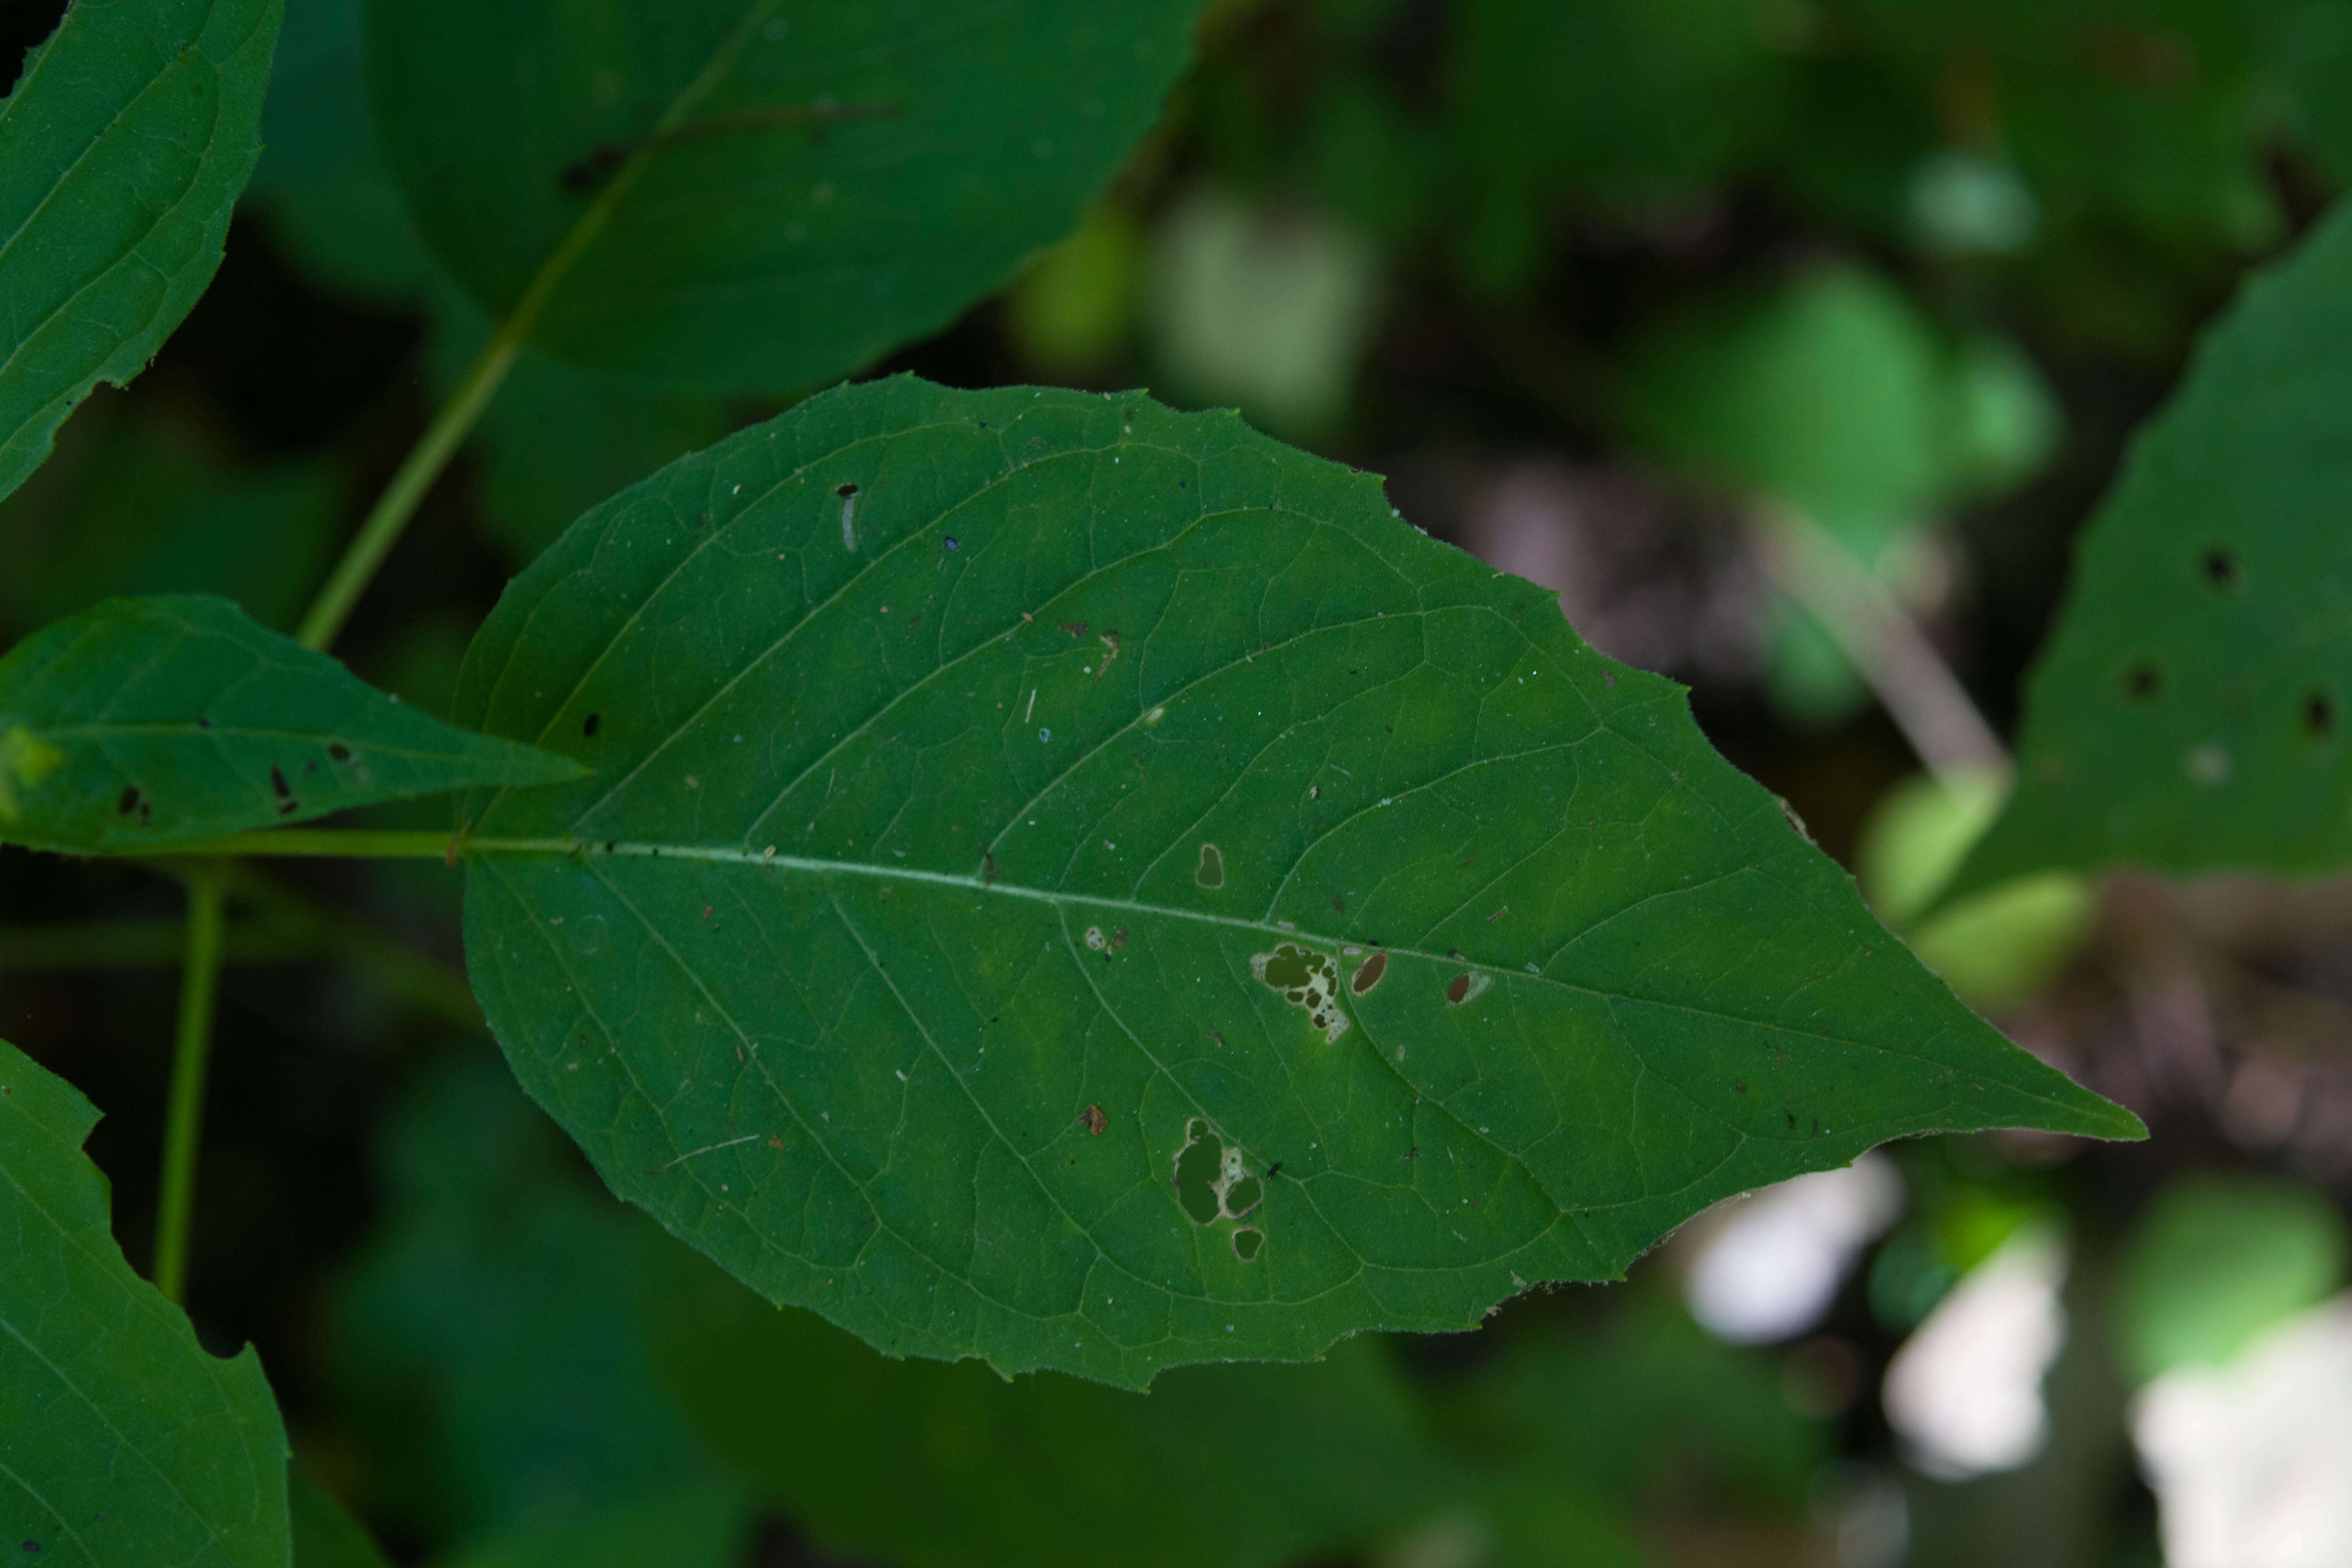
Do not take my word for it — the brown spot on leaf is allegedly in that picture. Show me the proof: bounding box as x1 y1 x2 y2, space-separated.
1350 952 1387 995
1080 1105 1107 1136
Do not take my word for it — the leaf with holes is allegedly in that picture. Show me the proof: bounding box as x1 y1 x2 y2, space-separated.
1947 202 2352 903
452 376 2138 1388
364 0 1201 390
0 1036 292 1564
0 0 285 503
0 595 583 854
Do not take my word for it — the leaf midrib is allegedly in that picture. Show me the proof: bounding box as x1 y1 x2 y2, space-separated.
470 834 2003 1080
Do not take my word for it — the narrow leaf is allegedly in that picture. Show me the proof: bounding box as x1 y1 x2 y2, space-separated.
455 377 2138 1387
0 1037 292 1566
0 0 285 502
363 0 1202 390
1949 201 2352 901
0 595 581 854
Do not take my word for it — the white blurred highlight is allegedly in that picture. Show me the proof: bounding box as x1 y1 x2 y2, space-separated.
1684 1154 1903 1344
2134 1294 2352 1568
1883 1226 2068 1479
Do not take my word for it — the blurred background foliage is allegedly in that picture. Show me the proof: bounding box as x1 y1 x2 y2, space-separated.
7 0 2352 1562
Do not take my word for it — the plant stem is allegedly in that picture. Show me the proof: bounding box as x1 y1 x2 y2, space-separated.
152 865 227 1304
291 0 785 655
295 330 524 652
1748 504 2010 791
158 829 465 859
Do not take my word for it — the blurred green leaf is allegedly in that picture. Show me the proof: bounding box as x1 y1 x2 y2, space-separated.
1857 772 2092 1011
1950 201 2352 900
644 1237 1473 1568
1622 266 1964 543
433 1483 746 1568
1310 77 1440 246
0 411 337 639
1147 189 1383 437
2267 0 2352 185
365 0 1204 390
1452 1301 1828 1510
0 595 582 853
292 1465 396 1568
1995 0 2278 250
246 0 748 565
0 0 285 502
1006 207 1147 378
329 1056 722 1542
452 376 2134 1390
246 0 438 302
2116 1175 2348 1384
0 1037 292 1566
1450 0 1789 251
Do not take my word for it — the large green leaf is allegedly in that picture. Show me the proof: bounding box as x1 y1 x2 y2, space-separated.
0 595 581 854
364 0 1201 390
1948 201 2352 901
452 377 2136 1387
0 1037 292 1566
245 0 739 566
0 0 284 503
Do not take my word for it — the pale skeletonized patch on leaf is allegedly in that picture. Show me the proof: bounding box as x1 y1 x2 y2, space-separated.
454 377 2138 1388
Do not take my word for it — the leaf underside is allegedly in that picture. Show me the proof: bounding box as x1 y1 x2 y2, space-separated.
1952 201 2352 901
0 1038 291 1566
455 377 2137 1387
366 0 1202 390
0 595 581 853
0 0 285 503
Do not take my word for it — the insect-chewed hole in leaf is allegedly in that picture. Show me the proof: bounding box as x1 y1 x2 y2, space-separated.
327 742 352 761
1173 1125 1226 1225
1223 1173 1263 1219
2303 689 2337 740
117 786 141 817
2122 662 2161 701
1250 942 1351 1042
583 713 601 738
2199 546 2245 593
1445 972 1490 1007
1350 952 1387 995
1232 1227 1264 1262
1195 842 1224 889
1083 924 1107 951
